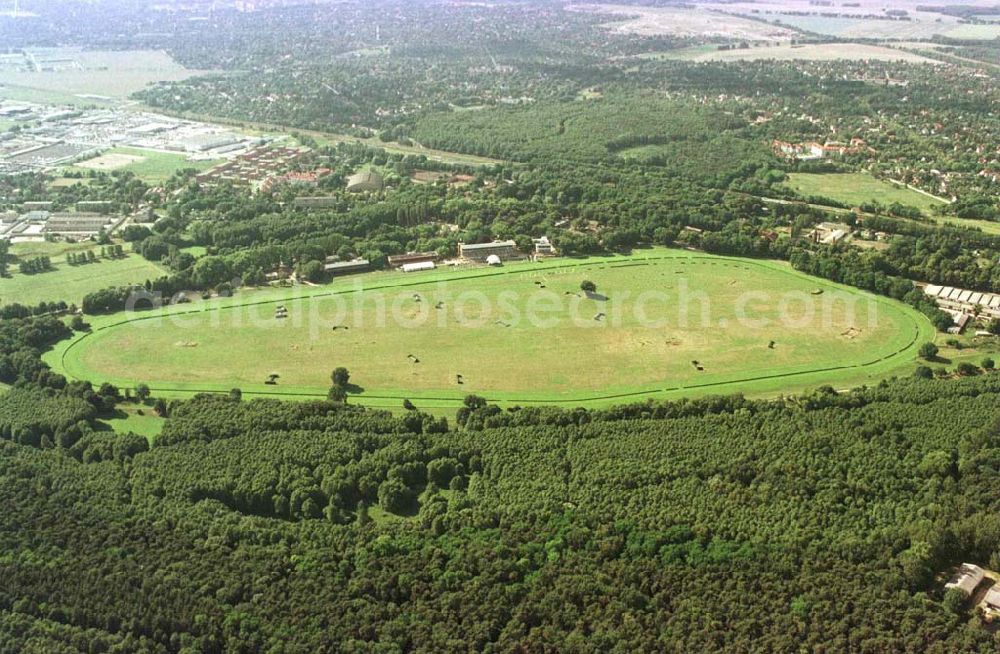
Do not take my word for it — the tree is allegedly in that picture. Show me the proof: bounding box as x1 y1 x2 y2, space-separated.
402 398 416 411
943 587 967 614
229 388 243 401
918 342 939 360
122 225 152 243
69 315 89 332
428 458 458 486
982 358 995 371
327 385 347 403
377 478 414 514
580 280 597 293
931 312 954 332
956 362 979 376
135 383 151 402
331 367 350 387
192 257 232 288
913 365 933 379
298 260 325 283
153 398 167 416
355 501 371 527
463 395 488 410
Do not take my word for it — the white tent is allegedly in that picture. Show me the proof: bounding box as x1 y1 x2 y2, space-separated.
486 254 502 266
401 261 435 273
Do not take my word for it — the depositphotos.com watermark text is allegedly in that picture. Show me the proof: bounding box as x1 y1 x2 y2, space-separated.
125 278 880 341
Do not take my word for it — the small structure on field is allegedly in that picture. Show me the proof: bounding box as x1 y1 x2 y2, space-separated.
387 251 439 268
808 222 851 245
346 169 384 193
402 260 435 273
323 258 371 276
459 240 518 263
486 254 502 266
533 236 555 255
983 586 1000 615
945 563 985 596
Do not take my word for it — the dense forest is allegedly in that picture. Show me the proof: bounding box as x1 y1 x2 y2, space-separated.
4 361 1000 651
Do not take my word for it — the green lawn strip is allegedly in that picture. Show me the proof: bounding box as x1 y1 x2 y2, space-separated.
46 249 933 407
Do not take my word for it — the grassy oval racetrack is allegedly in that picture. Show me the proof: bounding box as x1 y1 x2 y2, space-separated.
46 250 934 410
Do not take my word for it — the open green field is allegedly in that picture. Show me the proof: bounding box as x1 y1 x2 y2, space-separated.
180 245 208 258
0 255 166 306
70 147 222 184
47 250 933 410
783 172 948 215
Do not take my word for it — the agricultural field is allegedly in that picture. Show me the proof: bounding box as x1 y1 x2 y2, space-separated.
0 48 216 100
783 172 948 215
48 250 932 410
697 1 1000 40
0 254 166 306
574 4 798 40
641 42 941 63
70 147 221 184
